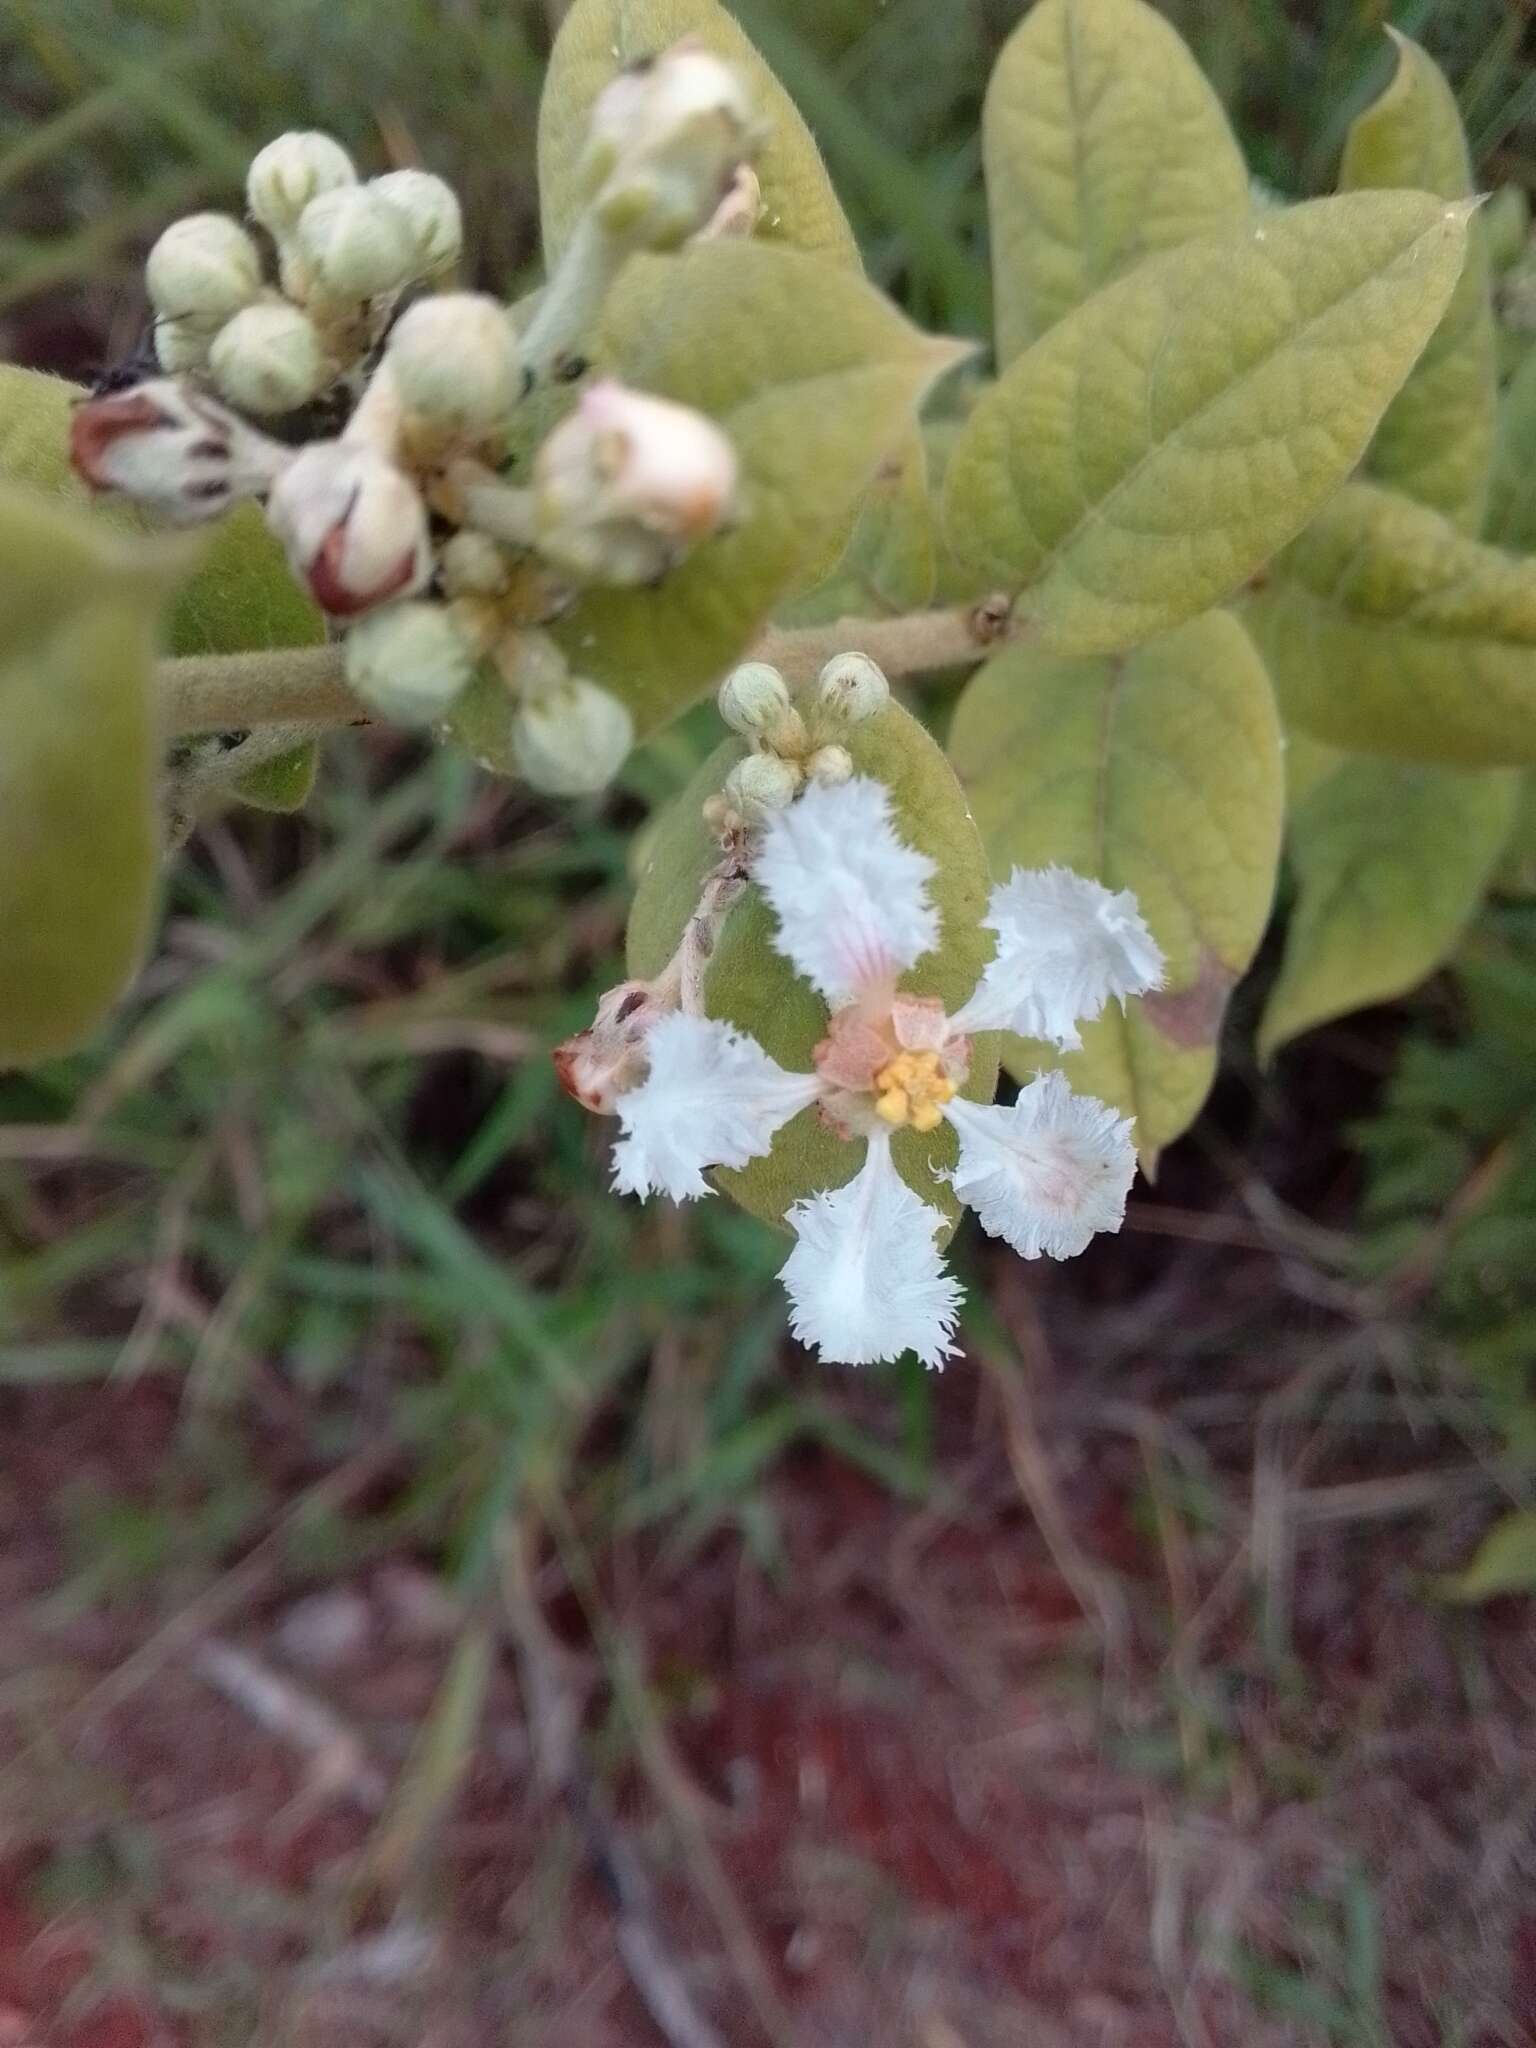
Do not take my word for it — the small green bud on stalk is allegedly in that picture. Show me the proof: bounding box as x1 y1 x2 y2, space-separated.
344 601 478 724
513 677 635 796
210 301 328 415
247 131 358 237
816 652 891 725
146 213 262 328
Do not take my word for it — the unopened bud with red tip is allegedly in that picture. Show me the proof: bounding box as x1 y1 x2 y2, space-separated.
513 676 635 796
370 169 463 276
69 379 292 523
533 379 737 585
292 185 416 302
247 131 357 238
554 977 674 1115
265 441 430 616
210 301 328 415
344 600 478 724
386 293 517 435
146 213 262 328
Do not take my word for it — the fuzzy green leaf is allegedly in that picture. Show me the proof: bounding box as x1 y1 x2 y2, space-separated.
234 739 320 813
1493 774 1536 896
1340 31 1495 531
538 0 858 272
1248 482 1536 766
0 363 323 659
841 426 938 612
1485 341 1536 552
943 192 1475 657
627 700 999 1231
947 612 1282 1168
0 485 173 1067
1260 757 1518 1058
1437 1510 1536 1603
554 243 966 734
984 0 1248 362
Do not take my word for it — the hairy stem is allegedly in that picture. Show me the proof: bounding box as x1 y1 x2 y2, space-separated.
157 598 1014 737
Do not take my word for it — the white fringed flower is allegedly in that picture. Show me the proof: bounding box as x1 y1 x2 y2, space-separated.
945 1075 1137 1260
951 866 1164 1050
779 1136 961 1370
583 772 1165 1368
612 1012 819 1200
752 776 939 1006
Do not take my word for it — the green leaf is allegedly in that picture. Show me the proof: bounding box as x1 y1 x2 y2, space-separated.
554 242 966 734
1284 727 1342 814
942 192 1475 658
1339 31 1496 531
1437 1511 1536 1603
626 700 1000 1231
1483 184 1530 275
1247 482 1536 767
0 484 175 1067
984 0 1248 362
947 611 1283 1167
1493 773 1536 896
0 363 323 659
1259 756 1518 1058
234 738 319 813
841 425 938 612
1485 340 1536 552
537 0 859 273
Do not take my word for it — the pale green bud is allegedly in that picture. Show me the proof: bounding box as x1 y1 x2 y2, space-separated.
344 601 477 724
723 751 801 820
513 678 635 796
146 213 262 327
806 744 854 787
294 185 416 301
247 131 357 237
386 293 517 433
153 317 212 374
439 530 512 598
370 169 463 274
209 302 327 415
717 661 791 736
816 651 890 725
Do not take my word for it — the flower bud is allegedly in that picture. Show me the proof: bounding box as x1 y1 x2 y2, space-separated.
512 677 635 796
153 317 211 374
209 301 327 415
439 530 512 598
533 379 737 584
582 41 760 249
554 977 671 1115
807 744 854 787
294 185 416 301
265 442 430 616
370 169 463 275
68 379 291 523
723 751 801 820
145 213 262 327
247 131 358 237
717 660 791 736
386 293 517 434
344 600 477 724
816 651 890 725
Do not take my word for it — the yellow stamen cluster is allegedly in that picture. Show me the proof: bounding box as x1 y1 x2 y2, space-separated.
873 1050 956 1135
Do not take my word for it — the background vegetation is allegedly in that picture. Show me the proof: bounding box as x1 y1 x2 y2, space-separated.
1 3 1534 2043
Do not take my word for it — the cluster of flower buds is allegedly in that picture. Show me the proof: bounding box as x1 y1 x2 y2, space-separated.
559 770 1167 1368
146 134 462 418
68 46 762 802
708 651 889 829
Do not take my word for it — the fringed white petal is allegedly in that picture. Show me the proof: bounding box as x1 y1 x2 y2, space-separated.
779 1135 961 1368
945 1073 1137 1260
950 866 1165 1050
611 1013 819 1202
753 777 938 1006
